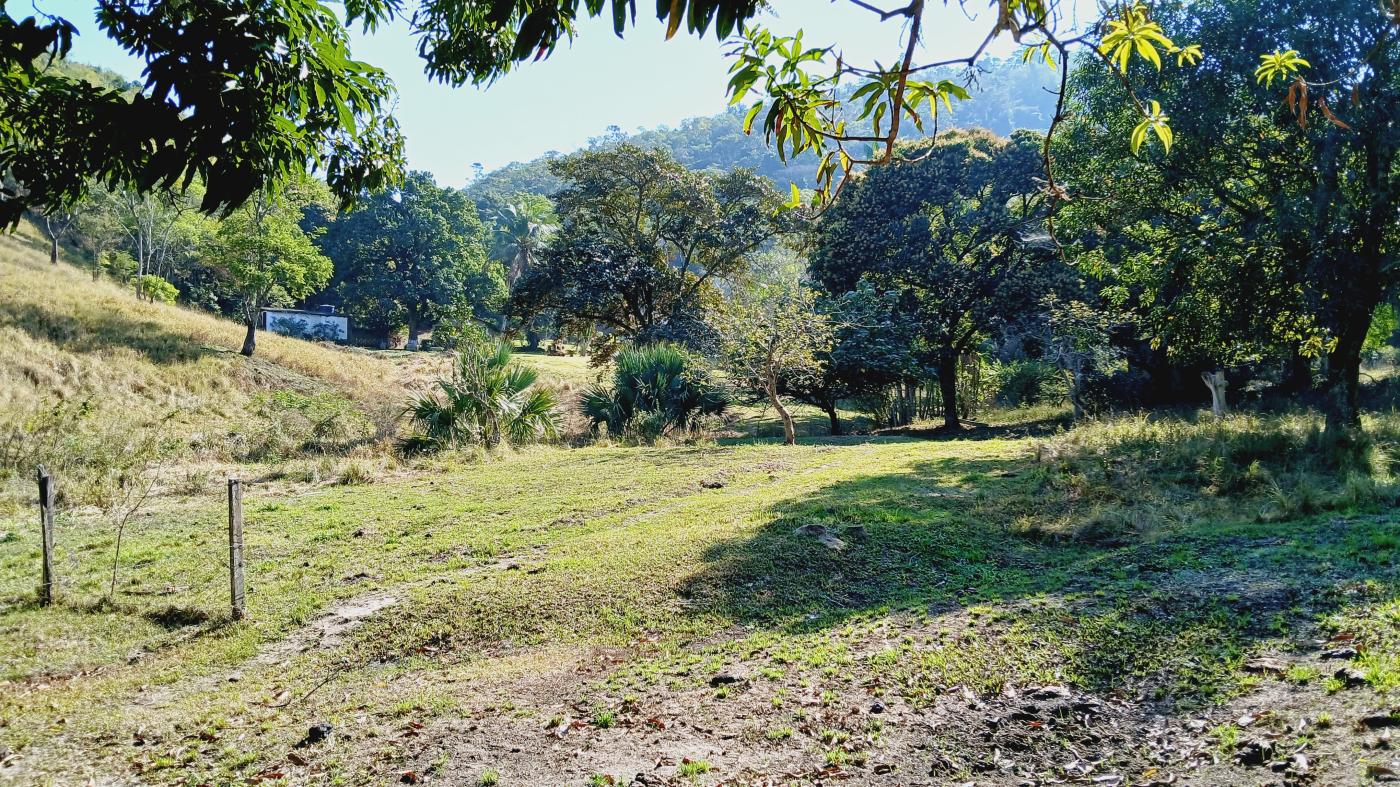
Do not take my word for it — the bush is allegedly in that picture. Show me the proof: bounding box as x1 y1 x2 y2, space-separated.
402 338 560 452
428 308 490 352
1075 369 1151 416
137 275 179 304
0 399 175 512
991 360 1067 408
580 344 727 438
232 390 376 460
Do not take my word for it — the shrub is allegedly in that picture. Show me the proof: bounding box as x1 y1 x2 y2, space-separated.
233 390 376 460
429 309 489 352
137 275 179 304
991 360 1067 407
580 344 727 438
402 338 560 452
0 399 176 512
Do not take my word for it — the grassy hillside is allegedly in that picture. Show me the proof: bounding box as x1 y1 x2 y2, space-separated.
0 233 426 512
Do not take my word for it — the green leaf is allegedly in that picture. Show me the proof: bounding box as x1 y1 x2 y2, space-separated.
742 102 763 134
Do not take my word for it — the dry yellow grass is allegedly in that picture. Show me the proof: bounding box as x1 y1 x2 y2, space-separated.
1 234 402 405
0 231 419 509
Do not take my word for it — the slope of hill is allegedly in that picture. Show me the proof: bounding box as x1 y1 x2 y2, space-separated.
0 230 432 512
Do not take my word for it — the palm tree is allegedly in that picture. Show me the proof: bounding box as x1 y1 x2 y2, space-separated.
491 197 556 347
403 339 560 452
493 198 555 290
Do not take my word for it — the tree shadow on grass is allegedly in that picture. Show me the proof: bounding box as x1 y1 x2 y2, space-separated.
875 413 1074 442
675 448 1400 708
0 300 214 365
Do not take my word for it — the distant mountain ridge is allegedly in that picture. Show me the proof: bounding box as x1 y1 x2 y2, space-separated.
464 58 1061 203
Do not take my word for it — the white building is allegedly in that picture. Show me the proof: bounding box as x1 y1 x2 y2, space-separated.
260 306 349 342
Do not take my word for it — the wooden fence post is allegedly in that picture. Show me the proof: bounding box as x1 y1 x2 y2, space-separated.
227 478 245 620
37 466 54 606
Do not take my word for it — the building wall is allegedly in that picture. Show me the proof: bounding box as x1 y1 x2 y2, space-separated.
261 311 348 342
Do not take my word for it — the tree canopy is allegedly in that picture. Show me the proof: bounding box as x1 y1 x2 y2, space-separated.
512 144 787 344
0 0 404 225
1056 0 1400 433
325 171 504 344
812 129 1049 428
2 0 1285 224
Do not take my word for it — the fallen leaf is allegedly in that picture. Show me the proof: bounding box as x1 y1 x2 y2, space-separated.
1243 656 1288 674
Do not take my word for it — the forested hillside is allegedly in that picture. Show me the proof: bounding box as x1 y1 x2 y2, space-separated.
466 58 1060 201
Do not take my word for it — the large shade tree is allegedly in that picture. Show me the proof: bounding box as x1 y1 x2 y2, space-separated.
203 185 333 357
0 0 404 225
512 144 787 343
1057 0 1400 435
812 129 1049 429
326 171 504 346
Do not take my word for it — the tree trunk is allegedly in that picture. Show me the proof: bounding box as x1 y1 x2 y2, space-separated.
1069 371 1086 421
406 317 420 350
938 353 959 430
1280 349 1313 395
526 328 541 351
1322 324 1367 439
1201 370 1228 420
48 234 58 265
822 402 844 436
240 320 257 357
767 375 796 446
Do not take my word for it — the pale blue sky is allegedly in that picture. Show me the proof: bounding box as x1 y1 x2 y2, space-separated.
25 1 1098 186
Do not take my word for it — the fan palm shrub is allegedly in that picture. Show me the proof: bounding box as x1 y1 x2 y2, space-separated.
402 338 560 453
581 344 727 438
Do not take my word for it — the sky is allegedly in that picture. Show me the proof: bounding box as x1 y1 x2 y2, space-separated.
25 1 1098 187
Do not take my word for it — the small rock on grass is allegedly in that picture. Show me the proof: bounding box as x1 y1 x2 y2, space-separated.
1361 713 1400 729
709 671 745 688
793 523 847 550
1335 667 1369 688
1244 656 1289 674
1028 685 1072 700
1234 738 1275 767
297 723 333 747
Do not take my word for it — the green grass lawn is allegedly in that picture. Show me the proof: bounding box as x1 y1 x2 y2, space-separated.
511 349 598 388
2 423 1397 784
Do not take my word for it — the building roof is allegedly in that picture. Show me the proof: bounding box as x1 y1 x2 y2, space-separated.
261 307 346 318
